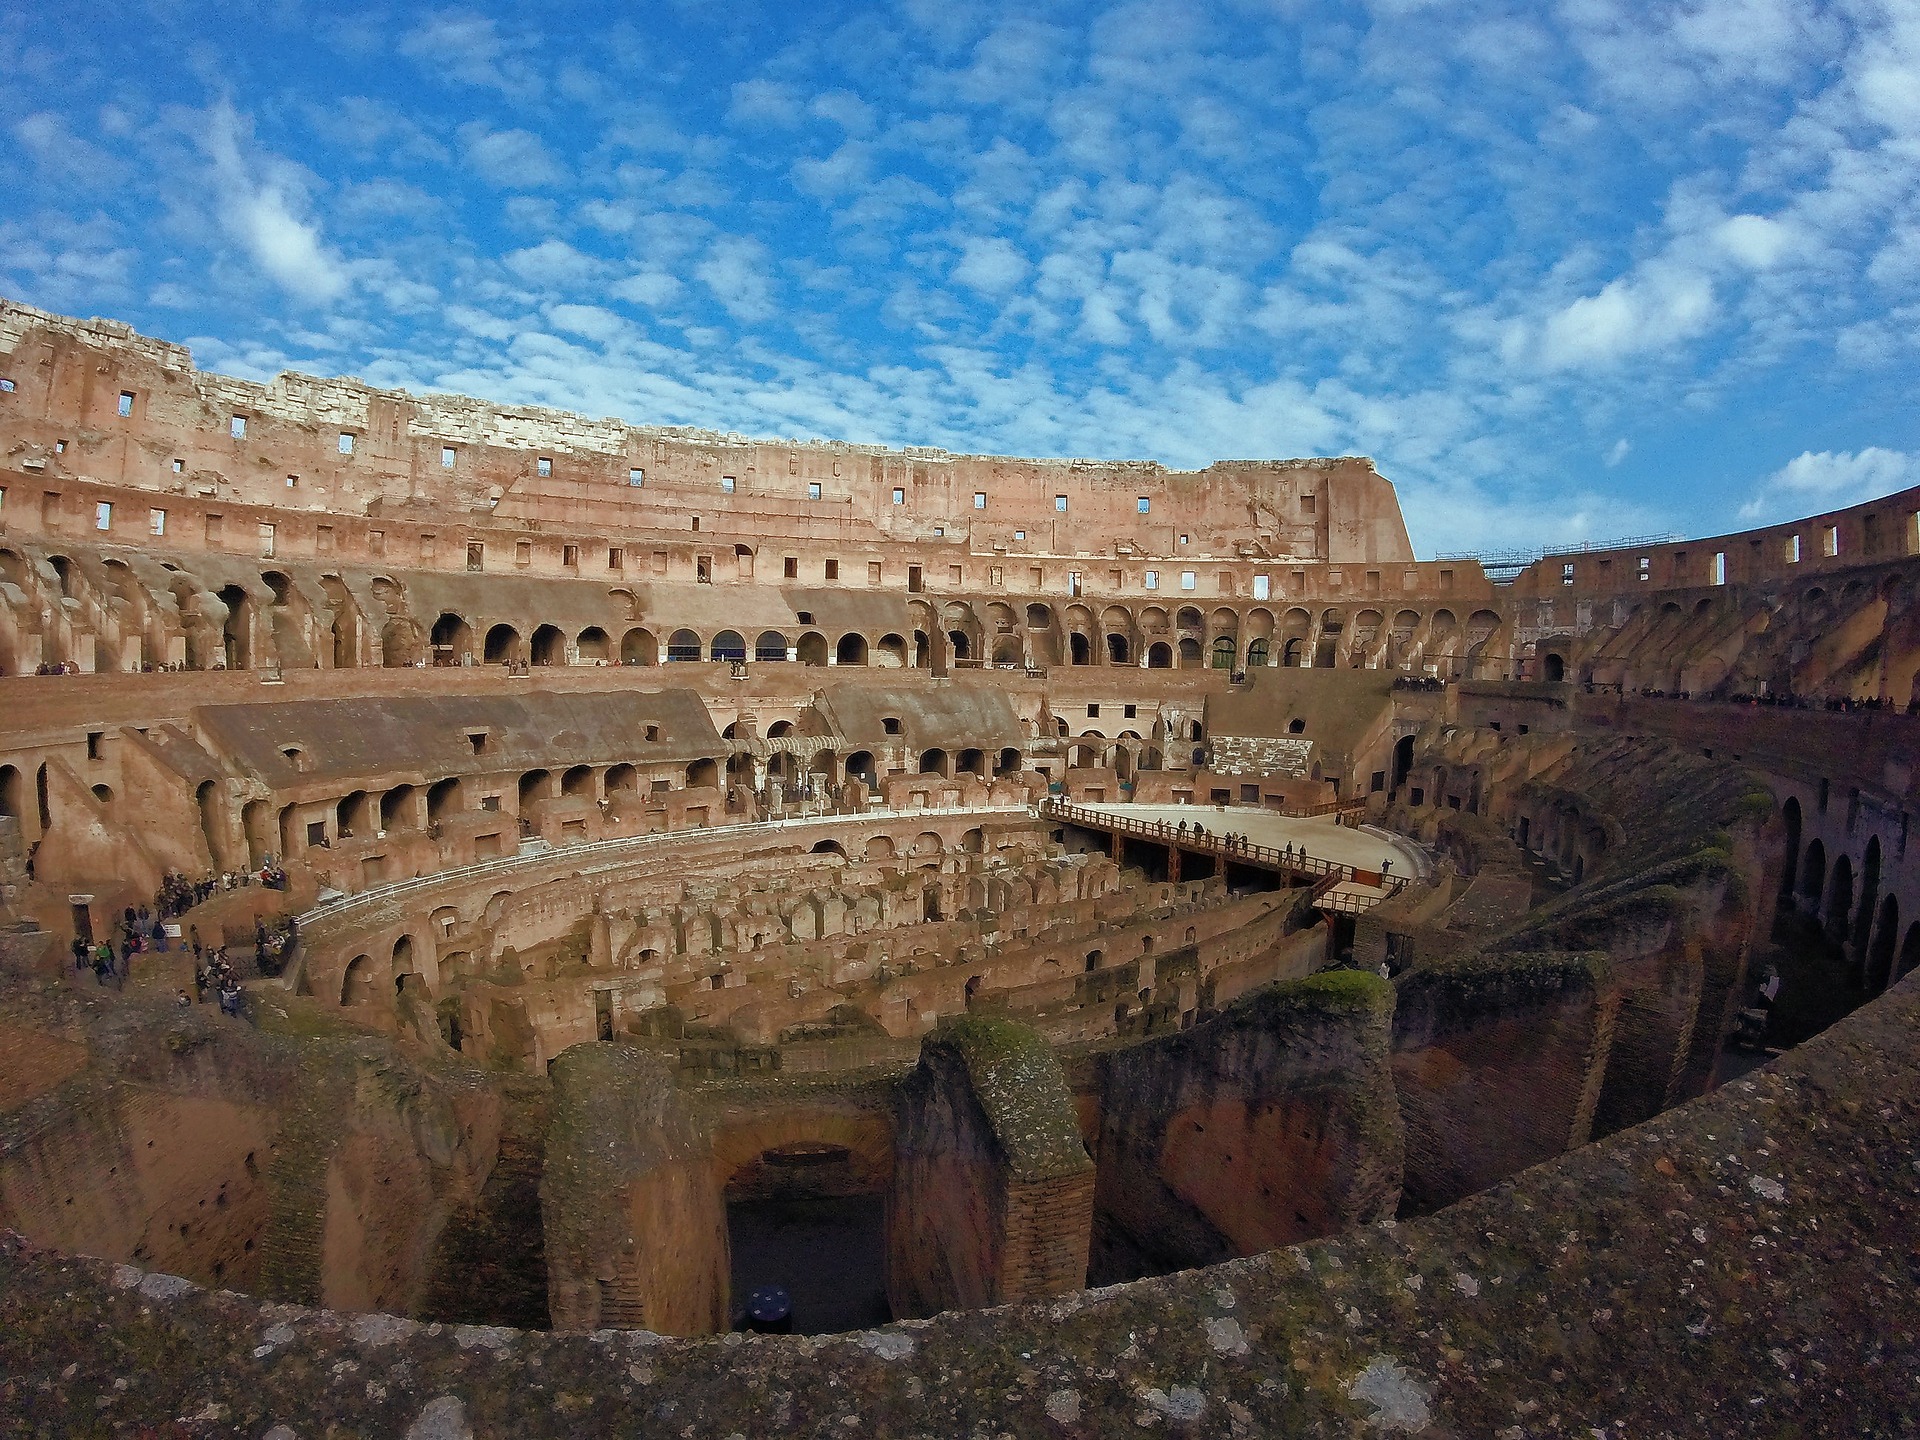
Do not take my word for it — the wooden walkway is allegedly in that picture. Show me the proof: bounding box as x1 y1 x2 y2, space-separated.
1037 797 1407 913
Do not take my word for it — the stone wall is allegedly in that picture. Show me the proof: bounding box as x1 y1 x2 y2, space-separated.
0 979 499 1315
1085 970 1401 1284
540 1044 728 1336
1390 951 1617 1215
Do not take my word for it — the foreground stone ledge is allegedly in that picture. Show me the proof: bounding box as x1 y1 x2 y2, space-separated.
3 974 1917 1437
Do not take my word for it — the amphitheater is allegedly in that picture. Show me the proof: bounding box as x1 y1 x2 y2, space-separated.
0 296 1915 1436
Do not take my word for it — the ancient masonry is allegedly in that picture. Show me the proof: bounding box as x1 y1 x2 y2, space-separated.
0 297 1917 1434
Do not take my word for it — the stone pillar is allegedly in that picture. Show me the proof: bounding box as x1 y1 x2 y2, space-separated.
541 1046 729 1336
886 1018 1094 1319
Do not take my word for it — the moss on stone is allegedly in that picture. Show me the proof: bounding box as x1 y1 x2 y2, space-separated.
932 1015 1090 1182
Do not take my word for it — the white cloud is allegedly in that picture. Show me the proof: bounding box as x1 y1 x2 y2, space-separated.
201 103 352 306
809 90 876 134
503 240 603 288
950 236 1029 295
1713 214 1795 269
1606 437 1631 466
398 11 540 96
610 268 682 307
695 237 775 322
1740 447 1920 520
546 304 634 345
1537 264 1716 369
459 124 568 188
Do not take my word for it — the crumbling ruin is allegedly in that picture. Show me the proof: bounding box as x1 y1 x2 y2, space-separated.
0 299 1916 1434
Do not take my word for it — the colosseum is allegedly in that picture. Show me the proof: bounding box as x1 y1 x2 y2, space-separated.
0 296 1915 1435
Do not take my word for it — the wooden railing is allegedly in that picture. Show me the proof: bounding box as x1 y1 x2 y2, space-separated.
1036 797 1407 907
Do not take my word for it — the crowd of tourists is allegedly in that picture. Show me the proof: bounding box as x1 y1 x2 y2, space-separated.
1598 683 1917 714
154 859 287 918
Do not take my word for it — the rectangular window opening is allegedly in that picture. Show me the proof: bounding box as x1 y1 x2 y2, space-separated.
721 475 735 493
824 558 839 580
973 491 987 509
230 415 247 439
628 467 644 486
892 487 905 505
338 433 355 455
537 456 553 478
1137 496 1150 513
807 481 823 500
783 556 798 578
442 446 457 468
148 508 166 537
563 544 580 568
93 501 112 531
1054 494 1068 512
117 392 134 417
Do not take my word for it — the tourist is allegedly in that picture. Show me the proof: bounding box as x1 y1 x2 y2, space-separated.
175 989 192 1008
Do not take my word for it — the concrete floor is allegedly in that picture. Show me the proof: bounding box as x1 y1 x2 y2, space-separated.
1080 802 1420 878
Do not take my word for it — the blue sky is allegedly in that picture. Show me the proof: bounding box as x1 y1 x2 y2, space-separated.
2 1 1916 556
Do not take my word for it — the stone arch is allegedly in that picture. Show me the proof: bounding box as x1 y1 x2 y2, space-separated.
196 779 226 868
1824 852 1854 944
1778 796 1802 899
341 954 375 1006
484 623 522 664
621 627 658 665
667 628 702 662
1852 836 1882 960
431 613 474 666
576 626 611 663
1147 641 1173 668
710 630 747 662
530 624 566 666
836 632 869 666
1799 837 1825 906
1898 921 1920 984
796 631 830 666
876 633 908 667
755 630 788 662
428 776 465 823
1866 893 1900 993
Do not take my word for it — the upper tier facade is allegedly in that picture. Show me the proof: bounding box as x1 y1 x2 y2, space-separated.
0 298 1414 571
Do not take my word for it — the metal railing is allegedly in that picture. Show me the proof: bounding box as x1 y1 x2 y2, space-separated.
1036 797 1407 905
